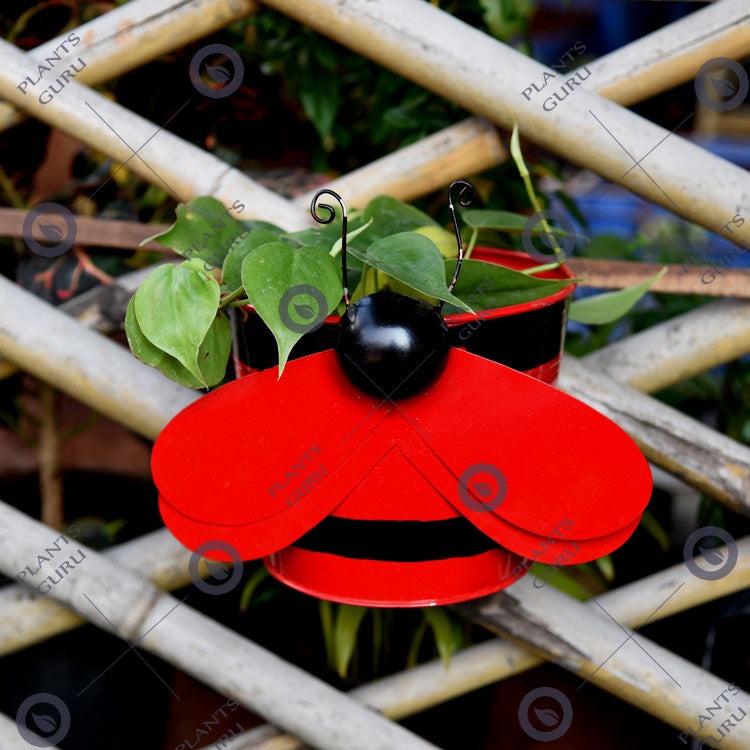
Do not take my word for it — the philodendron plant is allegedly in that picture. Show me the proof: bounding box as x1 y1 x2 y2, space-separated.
126 186 665 389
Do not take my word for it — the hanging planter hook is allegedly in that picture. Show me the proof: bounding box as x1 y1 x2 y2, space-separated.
447 179 477 295
311 189 349 306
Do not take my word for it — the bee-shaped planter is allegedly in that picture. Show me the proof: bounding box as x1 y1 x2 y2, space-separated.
153 184 652 607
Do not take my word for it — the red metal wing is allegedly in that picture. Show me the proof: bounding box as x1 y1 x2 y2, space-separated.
153 348 652 563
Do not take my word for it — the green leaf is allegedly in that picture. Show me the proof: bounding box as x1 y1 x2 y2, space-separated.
444 258 578 314
422 607 458 669
406 619 428 669
239 566 271 611
528 563 591 601
133 264 221 387
593 554 615 583
639 509 670 552
221 229 279 291
461 209 530 233
195 313 232 386
330 218 374 257
362 195 438 240
300 61 339 142
348 232 471 311
126 298 223 388
569 267 667 324
333 604 368 678
241 242 342 375
319 599 335 666
143 197 255 267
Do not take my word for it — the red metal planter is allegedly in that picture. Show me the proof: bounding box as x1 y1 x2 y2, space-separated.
262 249 576 606
153 249 652 607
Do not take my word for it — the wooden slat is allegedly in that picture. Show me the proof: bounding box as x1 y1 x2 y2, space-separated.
0 502 440 750
262 0 750 250
0 0 259 133
566 257 750 298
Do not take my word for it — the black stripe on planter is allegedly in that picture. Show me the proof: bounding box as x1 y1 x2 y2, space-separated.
448 300 567 372
236 299 567 374
293 516 499 561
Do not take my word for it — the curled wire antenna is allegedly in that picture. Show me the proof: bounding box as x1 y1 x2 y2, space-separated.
311 189 349 305
445 179 477 300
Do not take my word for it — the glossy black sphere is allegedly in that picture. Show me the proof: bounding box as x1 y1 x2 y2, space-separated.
336 292 449 399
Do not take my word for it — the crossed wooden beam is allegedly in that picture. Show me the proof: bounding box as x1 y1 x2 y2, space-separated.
2 0 750 747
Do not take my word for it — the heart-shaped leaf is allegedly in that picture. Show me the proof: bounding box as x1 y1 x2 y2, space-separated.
444 258 578 314
241 243 342 375
142 197 281 265
126 299 230 388
221 229 279 291
205 64 232 83
534 707 560 727
133 264 220 386
39 223 64 243
348 232 471 311
31 713 58 734
568 267 667 324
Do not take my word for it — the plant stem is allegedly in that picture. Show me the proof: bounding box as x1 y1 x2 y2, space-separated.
464 227 479 260
226 298 251 308
509 121 565 270
520 262 560 276
218 286 245 308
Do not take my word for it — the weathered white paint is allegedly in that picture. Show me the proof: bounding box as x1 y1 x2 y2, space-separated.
0 38 301 228
0 503 440 750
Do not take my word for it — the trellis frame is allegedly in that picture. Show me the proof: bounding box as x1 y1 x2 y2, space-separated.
2 0 750 748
